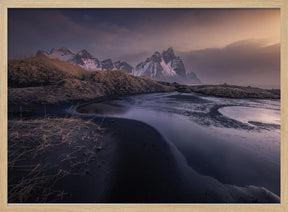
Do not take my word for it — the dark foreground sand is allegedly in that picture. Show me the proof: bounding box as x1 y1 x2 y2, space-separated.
8 102 280 203
8 107 184 203
8 116 116 202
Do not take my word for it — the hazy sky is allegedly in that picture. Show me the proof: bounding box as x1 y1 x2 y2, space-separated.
8 9 280 88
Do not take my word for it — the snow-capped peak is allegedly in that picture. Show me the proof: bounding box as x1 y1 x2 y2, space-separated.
114 61 133 74
150 51 162 62
58 47 76 55
134 47 201 84
135 47 184 79
36 47 134 74
48 47 76 61
162 47 175 64
77 49 94 59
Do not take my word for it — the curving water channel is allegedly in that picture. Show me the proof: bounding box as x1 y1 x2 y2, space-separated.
76 92 280 201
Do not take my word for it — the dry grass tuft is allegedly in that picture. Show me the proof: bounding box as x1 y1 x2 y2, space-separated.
8 116 106 202
8 55 87 87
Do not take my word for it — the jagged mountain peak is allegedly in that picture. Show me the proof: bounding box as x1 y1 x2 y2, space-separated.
49 48 56 54
49 47 75 55
134 47 201 84
36 50 49 57
150 51 162 62
101 59 114 70
48 47 75 61
76 49 94 59
114 61 133 74
58 47 76 54
102 58 113 63
167 47 174 52
153 51 161 56
163 47 174 55
162 47 175 64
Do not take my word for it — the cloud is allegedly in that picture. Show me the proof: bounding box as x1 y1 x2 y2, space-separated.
9 9 280 59
8 9 130 58
178 40 280 88
8 9 280 88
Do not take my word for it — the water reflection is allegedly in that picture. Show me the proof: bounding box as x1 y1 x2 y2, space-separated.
77 92 280 196
219 106 280 125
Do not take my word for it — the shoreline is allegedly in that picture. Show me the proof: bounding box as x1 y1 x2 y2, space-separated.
8 110 186 203
74 101 280 203
8 94 280 203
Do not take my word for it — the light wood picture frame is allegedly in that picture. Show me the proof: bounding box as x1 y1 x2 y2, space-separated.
0 0 287 211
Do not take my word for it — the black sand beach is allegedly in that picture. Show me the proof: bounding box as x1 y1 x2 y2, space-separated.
8 103 185 203
8 89 280 203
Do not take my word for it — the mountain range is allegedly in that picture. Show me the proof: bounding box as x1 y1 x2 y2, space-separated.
134 48 201 84
37 47 133 74
37 47 200 84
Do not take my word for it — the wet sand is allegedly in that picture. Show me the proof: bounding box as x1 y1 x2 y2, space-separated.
8 103 185 203
103 118 185 203
8 100 280 203
75 99 280 203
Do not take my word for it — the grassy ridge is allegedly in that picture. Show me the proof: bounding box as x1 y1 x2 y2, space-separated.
159 82 280 99
189 84 280 99
9 56 86 87
8 56 174 105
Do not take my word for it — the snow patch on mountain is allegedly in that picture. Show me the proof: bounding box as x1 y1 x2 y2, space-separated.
71 49 101 71
114 61 133 74
135 47 200 84
37 47 133 73
49 47 76 61
160 59 176 77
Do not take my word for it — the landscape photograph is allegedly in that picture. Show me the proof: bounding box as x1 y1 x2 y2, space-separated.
8 8 280 203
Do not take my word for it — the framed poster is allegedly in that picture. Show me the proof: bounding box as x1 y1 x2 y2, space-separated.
1 0 287 211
